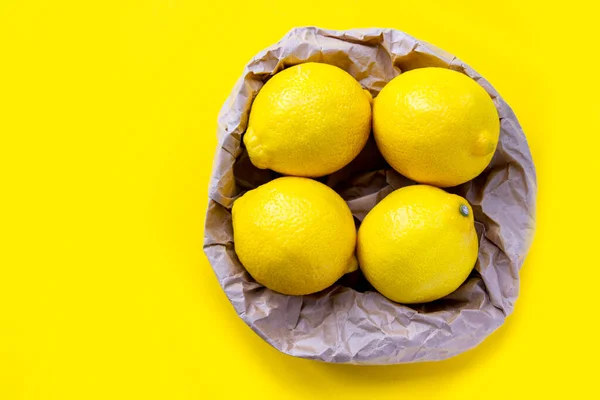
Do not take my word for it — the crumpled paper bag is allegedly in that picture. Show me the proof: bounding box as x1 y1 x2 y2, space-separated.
204 27 537 364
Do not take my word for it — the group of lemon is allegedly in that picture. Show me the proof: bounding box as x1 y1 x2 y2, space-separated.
232 63 499 304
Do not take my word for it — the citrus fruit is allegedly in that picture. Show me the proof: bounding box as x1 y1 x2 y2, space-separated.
244 62 372 177
373 67 500 187
357 185 478 303
232 177 358 295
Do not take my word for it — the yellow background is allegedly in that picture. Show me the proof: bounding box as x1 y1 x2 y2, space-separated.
1 1 598 399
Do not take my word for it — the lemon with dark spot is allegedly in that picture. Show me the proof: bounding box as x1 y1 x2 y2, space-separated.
357 185 478 304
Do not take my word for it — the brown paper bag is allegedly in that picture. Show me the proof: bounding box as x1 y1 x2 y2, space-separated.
204 27 537 364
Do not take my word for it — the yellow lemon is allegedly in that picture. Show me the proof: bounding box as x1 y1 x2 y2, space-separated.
232 177 358 295
373 67 500 187
357 185 478 304
244 62 372 177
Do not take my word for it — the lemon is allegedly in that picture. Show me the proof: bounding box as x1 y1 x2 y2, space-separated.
244 62 372 177
373 67 500 187
357 185 478 304
232 177 358 295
